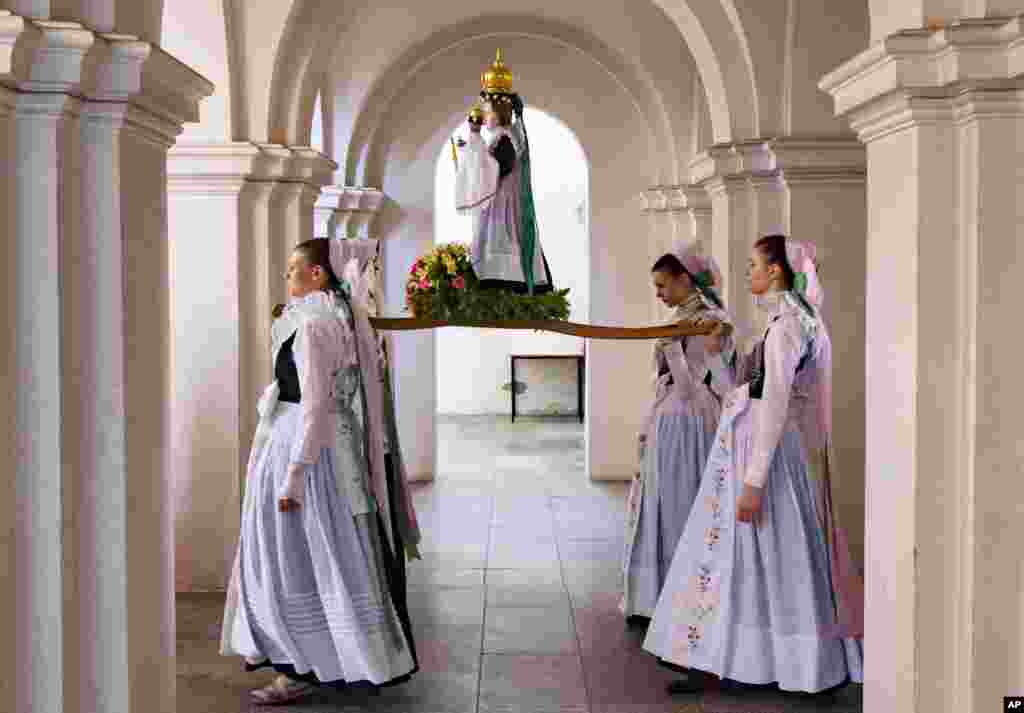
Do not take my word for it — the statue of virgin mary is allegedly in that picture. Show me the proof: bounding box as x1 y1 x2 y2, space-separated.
453 50 554 295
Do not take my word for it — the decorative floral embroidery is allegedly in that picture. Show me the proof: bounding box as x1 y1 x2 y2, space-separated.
694 566 712 594
704 526 721 549
705 495 722 520
711 467 728 496
677 401 742 658
687 624 702 649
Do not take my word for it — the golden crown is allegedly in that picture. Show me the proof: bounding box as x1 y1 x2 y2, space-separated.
481 48 513 95
467 100 484 121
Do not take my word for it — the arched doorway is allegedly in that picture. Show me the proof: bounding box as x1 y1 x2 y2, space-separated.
431 105 591 491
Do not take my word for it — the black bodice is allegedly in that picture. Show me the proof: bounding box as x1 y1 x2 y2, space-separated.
749 318 809 400
657 335 714 389
276 333 301 403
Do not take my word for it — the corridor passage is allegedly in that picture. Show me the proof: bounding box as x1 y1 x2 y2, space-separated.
177 416 863 712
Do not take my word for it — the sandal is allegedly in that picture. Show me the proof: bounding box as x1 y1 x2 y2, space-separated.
250 675 316 705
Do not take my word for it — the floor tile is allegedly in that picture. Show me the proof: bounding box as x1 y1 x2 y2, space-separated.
484 604 578 654
406 567 485 592
486 568 569 608
479 654 588 712
487 536 560 568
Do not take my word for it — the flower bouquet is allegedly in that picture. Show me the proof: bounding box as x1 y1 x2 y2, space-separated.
405 243 474 319
405 242 571 322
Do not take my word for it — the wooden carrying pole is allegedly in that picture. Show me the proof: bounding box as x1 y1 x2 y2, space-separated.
271 304 722 340
366 317 718 340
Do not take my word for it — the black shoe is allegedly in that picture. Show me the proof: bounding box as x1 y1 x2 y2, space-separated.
625 614 650 628
667 671 716 695
667 678 705 695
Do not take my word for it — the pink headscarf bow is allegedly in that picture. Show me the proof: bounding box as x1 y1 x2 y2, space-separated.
784 239 824 310
672 241 724 307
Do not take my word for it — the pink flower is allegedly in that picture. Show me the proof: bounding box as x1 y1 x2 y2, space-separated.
418 278 431 290
453 275 466 289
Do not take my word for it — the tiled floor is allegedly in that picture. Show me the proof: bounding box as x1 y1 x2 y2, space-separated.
177 415 863 712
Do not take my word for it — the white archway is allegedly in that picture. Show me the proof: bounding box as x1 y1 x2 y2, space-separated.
433 107 590 419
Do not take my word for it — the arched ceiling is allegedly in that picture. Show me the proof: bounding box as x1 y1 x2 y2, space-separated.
334 13 691 186
265 0 760 161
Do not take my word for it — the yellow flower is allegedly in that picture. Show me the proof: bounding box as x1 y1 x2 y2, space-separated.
443 254 457 275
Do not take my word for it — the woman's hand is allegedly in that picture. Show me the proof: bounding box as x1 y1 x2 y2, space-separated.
736 483 764 524
278 497 301 513
279 464 306 513
693 316 731 355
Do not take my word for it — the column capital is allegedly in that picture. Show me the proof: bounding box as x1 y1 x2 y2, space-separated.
80 33 151 103
321 186 386 238
703 174 749 198
689 141 774 185
0 11 211 144
250 143 337 186
820 15 1024 142
0 11 25 75
79 100 130 129
639 186 671 212
168 142 338 195
649 184 712 213
135 44 213 130
3 18 93 92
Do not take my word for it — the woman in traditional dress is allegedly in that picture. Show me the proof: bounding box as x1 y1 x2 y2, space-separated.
454 49 553 294
621 243 735 623
220 238 418 704
338 239 423 616
643 235 864 695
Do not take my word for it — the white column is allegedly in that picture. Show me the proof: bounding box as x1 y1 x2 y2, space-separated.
13 88 75 713
640 188 669 321
667 186 695 247
238 178 278 482
314 184 343 238
703 175 756 340
271 181 305 303
5 18 210 712
0 82 16 713
63 33 151 713
5 19 93 713
684 187 713 254
775 139 868 565
382 183 435 482
747 172 786 337
167 143 259 592
119 103 184 713
166 142 333 593
822 17 1024 713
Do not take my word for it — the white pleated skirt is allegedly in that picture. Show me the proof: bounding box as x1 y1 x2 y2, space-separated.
642 385 863 692
222 402 416 687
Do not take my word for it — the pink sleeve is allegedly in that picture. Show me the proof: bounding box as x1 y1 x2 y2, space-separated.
291 319 348 466
661 340 698 400
744 317 805 488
